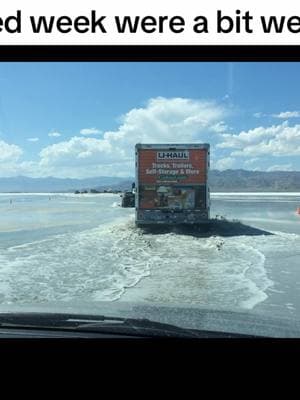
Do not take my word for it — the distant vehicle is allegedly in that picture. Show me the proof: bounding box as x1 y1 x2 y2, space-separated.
121 191 135 208
135 143 210 227
74 190 88 194
89 189 100 194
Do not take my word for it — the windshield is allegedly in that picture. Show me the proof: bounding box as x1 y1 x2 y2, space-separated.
0 61 300 337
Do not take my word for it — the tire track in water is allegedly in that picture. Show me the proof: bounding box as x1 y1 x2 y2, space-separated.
119 228 274 310
0 217 153 303
2 216 298 311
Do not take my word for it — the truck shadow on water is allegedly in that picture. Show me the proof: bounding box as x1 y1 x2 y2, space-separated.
139 218 273 238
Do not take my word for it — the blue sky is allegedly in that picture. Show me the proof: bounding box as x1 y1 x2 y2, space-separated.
0 62 300 178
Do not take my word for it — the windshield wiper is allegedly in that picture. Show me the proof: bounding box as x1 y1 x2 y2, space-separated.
0 312 260 338
0 312 202 338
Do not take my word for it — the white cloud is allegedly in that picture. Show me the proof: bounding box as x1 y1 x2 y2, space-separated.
39 136 117 168
37 97 226 176
0 140 23 163
254 111 300 119
2 98 300 178
8 96 224 178
253 112 264 118
48 132 61 137
0 161 39 178
244 158 260 166
218 123 285 150
209 121 229 133
35 97 227 178
272 111 300 119
218 121 300 157
27 137 39 142
0 140 26 177
267 164 293 172
104 97 226 146
213 157 236 170
80 128 102 135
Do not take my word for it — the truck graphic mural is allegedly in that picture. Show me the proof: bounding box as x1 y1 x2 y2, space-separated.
135 144 210 226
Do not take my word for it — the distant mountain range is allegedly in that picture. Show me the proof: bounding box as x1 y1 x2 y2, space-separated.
0 170 300 192
0 176 134 193
208 170 300 192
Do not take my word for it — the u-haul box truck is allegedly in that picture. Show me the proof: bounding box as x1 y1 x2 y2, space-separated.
135 143 210 226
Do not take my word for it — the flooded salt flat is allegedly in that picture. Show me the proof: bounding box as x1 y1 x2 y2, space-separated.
0 192 300 319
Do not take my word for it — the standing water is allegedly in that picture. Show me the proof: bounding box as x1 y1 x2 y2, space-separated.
0 192 300 320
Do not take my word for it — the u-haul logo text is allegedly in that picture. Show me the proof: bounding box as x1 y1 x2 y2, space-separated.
157 151 189 160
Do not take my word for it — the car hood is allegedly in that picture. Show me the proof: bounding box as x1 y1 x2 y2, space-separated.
0 301 299 337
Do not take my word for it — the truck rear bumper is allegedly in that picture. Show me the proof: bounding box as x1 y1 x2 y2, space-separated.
136 209 210 226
